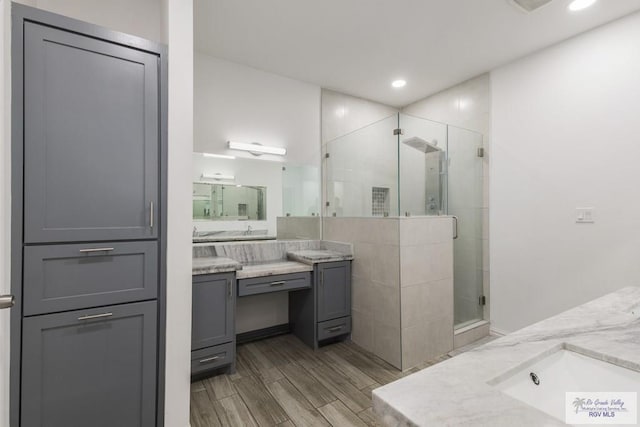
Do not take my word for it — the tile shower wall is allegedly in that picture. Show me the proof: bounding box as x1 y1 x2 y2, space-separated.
323 216 454 371
323 217 402 368
399 217 454 369
403 74 491 327
276 216 321 240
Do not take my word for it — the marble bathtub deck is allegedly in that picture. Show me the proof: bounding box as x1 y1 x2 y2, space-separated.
373 286 640 426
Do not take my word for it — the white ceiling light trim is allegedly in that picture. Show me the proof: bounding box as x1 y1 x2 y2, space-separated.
201 173 235 181
228 140 287 156
569 0 597 11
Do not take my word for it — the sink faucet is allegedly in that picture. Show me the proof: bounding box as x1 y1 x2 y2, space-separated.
193 226 198 237
245 225 252 236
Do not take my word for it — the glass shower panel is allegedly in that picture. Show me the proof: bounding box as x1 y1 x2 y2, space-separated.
282 164 320 216
447 125 484 328
398 114 448 216
325 115 399 217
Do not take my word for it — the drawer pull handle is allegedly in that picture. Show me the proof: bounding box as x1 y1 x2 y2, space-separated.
79 247 114 253
270 281 286 287
327 326 343 332
199 355 222 364
78 312 113 321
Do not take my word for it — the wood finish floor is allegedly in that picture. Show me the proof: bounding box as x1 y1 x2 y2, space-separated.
190 334 450 427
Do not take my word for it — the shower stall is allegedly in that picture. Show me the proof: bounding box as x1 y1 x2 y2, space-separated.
324 112 485 330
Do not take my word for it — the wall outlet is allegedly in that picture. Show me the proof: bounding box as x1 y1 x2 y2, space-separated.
576 207 595 223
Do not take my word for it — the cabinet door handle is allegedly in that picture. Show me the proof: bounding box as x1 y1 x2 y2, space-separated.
270 281 286 287
199 355 222 364
320 271 324 287
227 279 233 298
150 201 154 229
79 247 114 253
78 312 113 321
327 326 343 332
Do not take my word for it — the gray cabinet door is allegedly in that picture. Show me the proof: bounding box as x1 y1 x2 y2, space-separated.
317 261 352 322
21 301 157 427
23 21 159 243
192 273 234 351
23 241 157 315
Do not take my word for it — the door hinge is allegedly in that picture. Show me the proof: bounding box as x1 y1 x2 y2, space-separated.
477 147 484 158
479 295 487 306
393 128 403 136
325 153 330 159
326 201 330 207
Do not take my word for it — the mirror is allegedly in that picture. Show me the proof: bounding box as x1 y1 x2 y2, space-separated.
193 183 267 221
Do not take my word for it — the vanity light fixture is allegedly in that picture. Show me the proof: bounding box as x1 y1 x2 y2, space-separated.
202 152 236 160
201 173 235 181
568 0 596 11
392 79 407 88
228 140 287 156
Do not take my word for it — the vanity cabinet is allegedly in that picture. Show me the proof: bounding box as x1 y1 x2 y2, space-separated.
191 273 235 375
317 261 351 322
290 260 352 349
20 301 158 427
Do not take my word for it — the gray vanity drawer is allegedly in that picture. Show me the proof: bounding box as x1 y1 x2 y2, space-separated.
317 316 351 341
191 342 234 375
237 272 311 297
23 241 158 315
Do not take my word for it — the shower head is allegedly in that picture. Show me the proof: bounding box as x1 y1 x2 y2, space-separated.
402 136 441 154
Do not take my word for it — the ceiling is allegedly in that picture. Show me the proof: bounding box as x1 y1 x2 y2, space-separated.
195 0 640 107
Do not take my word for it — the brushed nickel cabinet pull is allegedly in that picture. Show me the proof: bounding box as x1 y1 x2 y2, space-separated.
150 201 154 229
0 294 15 310
227 279 232 298
79 247 114 253
199 355 222 364
327 326 343 332
270 281 286 287
78 312 113 321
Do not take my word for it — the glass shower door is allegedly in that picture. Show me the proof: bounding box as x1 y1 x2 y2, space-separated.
447 126 484 328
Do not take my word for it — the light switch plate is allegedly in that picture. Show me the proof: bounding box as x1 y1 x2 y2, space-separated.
576 207 595 223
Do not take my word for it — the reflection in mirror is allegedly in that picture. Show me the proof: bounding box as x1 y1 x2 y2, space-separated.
193 183 267 221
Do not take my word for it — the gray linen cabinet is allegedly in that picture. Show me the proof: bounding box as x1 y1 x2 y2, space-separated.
11 4 167 427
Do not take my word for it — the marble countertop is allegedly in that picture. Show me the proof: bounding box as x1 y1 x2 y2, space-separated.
373 287 640 426
192 256 242 275
193 235 277 243
287 249 354 265
235 260 313 279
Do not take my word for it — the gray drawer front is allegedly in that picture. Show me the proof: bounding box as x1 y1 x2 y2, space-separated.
317 316 351 341
238 272 311 297
24 241 157 315
191 342 234 375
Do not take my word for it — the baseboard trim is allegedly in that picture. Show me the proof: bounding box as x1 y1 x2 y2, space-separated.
236 323 290 344
489 327 508 337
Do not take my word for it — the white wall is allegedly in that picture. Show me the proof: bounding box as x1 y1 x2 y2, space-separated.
0 1 10 425
194 53 321 166
164 0 192 425
14 0 164 43
490 11 640 333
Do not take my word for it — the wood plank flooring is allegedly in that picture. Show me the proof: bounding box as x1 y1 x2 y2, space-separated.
190 335 450 427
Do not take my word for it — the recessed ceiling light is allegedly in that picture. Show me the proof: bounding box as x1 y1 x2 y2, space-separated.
392 79 407 88
568 0 597 12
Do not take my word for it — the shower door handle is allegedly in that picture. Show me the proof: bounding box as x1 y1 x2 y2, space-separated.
452 216 459 240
